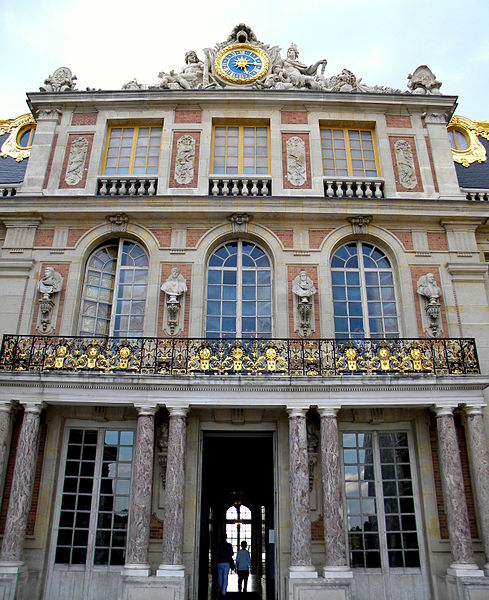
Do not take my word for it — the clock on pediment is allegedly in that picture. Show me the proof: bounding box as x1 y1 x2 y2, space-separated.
215 43 270 85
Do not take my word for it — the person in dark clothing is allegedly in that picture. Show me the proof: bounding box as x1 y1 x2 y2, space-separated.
235 540 252 592
216 538 234 596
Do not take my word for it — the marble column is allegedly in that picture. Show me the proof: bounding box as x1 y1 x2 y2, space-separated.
287 407 317 578
0 402 15 509
0 403 43 565
157 406 188 577
433 406 482 576
124 405 158 576
465 405 489 575
319 408 352 579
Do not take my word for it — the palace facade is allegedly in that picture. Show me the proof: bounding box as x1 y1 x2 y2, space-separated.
0 23 489 600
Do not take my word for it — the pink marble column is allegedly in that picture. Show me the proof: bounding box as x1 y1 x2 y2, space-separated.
319 408 351 579
433 406 481 575
158 406 188 577
0 402 14 509
124 405 157 576
287 408 317 578
465 406 489 574
0 403 43 564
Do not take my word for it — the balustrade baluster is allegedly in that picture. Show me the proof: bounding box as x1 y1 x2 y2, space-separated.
148 179 156 195
128 179 137 195
109 179 118 196
211 180 220 196
222 180 229 196
231 180 239 196
119 180 128 196
365 182 373 198
137 179 146 196
251 180 259 196
336 182 344 198
99 179 108 195
345 182 353 198
241 180 249 196
374 182 382 198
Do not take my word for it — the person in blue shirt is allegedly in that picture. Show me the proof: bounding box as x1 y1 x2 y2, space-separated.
235 540 252 593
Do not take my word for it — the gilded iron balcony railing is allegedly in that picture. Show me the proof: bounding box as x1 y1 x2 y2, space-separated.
0 335 480 377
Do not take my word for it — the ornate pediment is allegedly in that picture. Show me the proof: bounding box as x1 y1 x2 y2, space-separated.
39 24 442 97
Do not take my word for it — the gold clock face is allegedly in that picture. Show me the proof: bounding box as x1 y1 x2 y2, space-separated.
215 43 269 85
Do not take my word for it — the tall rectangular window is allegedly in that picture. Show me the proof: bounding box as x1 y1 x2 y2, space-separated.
103 126 162 175
343 431 420 569
212 125 269 175
321 128 378 177
55 428 134 567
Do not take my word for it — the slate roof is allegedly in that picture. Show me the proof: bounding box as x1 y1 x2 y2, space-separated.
455 136 489 190
0 133 28 185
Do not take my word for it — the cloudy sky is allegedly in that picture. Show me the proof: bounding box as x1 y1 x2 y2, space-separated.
1 0 488 119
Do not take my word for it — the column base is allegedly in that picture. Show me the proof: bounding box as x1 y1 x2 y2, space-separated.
288 572 352 600
323 566 353 579
156 564 185 578
121 574 186 600
0 563 28 600
447 563 484 577
446 572 489 600
122 563 151 577
289 565 318 579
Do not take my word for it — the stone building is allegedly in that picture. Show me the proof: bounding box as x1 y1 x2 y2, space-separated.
0 23 489 600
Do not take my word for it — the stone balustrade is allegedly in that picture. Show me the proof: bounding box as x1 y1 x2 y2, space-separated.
209 177 271 197
323 177 384 199
97 177 157 197
464 189 489 201
0 185 18 198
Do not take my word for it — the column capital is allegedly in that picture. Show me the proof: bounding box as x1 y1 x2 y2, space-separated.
0 402 16 414
167 405 188 418
134 404 158 416
464 405 485 417
318 406 341 418
20 402 45 414
431 404 457 417
286 407 308 419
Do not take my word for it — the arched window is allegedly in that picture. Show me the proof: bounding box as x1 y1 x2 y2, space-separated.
331 242 399 339
79 240 148 337
206 241 272 338
226 504 252 554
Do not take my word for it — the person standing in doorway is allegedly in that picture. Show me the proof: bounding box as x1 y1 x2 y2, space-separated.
235 540 252 593
217 537 234 597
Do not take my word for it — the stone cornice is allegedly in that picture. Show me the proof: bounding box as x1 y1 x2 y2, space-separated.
26 89 458 115
0 372 487 409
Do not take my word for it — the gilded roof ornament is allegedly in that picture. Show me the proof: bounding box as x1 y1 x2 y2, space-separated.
448 115 488 168
0 113 36 162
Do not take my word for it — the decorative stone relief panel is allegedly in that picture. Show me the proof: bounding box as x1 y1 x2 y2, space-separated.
389 136 423 192
281 133 311 189
169 131 200 188
417 272 443 337
286 136 307 186
59 133 94 189
64 137 89 185
394 139 418 190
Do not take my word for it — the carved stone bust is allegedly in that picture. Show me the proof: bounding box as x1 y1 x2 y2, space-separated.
38 267 63 300
161 267 187 302
292 270 316 302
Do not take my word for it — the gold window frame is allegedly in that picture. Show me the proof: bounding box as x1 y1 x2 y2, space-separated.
102 124 163 176
210 122 270 175
320 126 380 178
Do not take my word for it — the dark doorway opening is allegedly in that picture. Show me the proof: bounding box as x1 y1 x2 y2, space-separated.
198 432 275 600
